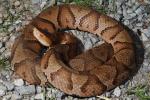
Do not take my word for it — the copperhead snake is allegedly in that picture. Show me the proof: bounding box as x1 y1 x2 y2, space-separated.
11 4 135 97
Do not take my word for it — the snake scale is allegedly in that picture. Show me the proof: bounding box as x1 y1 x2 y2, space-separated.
11 4 135 97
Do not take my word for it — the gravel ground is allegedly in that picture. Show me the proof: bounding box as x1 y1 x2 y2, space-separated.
0 0 150 100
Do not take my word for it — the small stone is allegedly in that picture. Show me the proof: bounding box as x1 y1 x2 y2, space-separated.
136 23 143 27
127 8 133 14
0 19 2 24
34 93 44 100
15 85 36 95
135 7 143 14
3 81 14 91
0 83 7 96
14 1 20 6
8 26 15 32
32 0 40 4
124 20 130 25
0 42 3 49
113 87 121 97
36 86 42 93
138 15 144 21
141 33 149 41
40 1 47 8
122 5 127 16
11 92 22 100
9 9 16 15
3 36 9 42
46 90 53 98
49 0 56 6
2 94 11 100
0 47 5 53
13 79 24 86
114 14 122 21
124 13 137 19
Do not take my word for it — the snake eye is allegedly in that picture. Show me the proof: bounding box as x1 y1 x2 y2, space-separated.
43 29 51 35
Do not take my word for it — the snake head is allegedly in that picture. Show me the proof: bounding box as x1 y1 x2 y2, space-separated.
33 28 52 47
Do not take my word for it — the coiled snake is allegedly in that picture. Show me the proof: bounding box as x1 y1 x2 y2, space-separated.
11 4 135 97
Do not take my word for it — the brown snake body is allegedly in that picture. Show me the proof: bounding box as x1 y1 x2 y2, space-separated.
11 4 135 97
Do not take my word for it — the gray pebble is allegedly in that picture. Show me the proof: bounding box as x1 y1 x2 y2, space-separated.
134 6 143 14
124 20 130 25
3 81 14 91
3 36 9 42
11 92 22 100
14 1 20 7
15 85 36 95
0 19 3 24
0 42 3 49
124 13 137 19
32 0 40 4
0 83 7 96
113 87 121 97
34 93 44 100
36 86 42 93
136 23 143 27
0 47 5 53
13 79 24 86
2 94 12 100
127 8 133 14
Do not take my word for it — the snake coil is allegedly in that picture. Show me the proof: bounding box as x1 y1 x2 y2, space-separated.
11 4 135 97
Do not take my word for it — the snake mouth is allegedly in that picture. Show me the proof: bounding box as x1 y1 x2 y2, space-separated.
33 27 52 47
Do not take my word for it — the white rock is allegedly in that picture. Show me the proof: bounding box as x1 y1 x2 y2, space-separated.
0 90 5 96
122 5 127 16
0 47 5 53
13 79 24 86
0 84 7 96
114 14 122 21
11 92 22 100
113 87 121 97
32 0 40 4
0 42 3 48
49 0 56 6
2 94 11 100
138 15 144 21
124 13 137 19
127 8 133 14
131 0 136 4
14 1 20 6
34 93 44 100
136 23 143 27
141 33 149 41
15 85 36 95
40 1 47 8
124 20 130 25
46 90 53 98
2 36 9 42
8 26 15 32
135 7 143 14
36 86 42 93
0 19 2 24
3 81 14 91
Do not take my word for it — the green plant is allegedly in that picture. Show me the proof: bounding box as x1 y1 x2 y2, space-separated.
127 85 150 100
0 58 8 70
